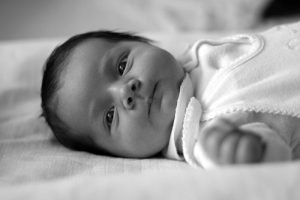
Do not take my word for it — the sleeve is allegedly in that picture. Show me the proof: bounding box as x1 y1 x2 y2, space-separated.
193 122 292 170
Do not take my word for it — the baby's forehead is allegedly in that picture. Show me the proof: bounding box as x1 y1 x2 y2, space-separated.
63 37 149 81
72 38 114 53
72 37 147 55
67 37 143 70
67 38 113 65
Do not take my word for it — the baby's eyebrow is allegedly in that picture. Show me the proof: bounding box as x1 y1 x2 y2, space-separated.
98 43 121 74
98 48 112 74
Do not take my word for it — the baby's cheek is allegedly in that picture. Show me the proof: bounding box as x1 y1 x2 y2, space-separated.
160 83 179 115
161 91 177 115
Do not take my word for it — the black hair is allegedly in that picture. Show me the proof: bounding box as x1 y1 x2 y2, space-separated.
40 30 152 154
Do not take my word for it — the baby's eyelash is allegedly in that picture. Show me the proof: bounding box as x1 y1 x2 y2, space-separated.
117 54 129 75
105 106 115 129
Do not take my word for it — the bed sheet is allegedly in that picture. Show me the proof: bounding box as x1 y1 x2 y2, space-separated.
1 162 300 200
0 30 300 199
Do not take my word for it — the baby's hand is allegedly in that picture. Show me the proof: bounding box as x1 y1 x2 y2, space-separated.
198 118 266 165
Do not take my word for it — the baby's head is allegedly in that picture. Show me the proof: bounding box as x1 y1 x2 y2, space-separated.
41 30 184 158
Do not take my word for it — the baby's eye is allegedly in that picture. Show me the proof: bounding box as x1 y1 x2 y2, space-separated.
106 106 115 129
118 56 128 75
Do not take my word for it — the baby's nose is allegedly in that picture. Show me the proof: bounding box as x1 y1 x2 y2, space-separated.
121 79 141 109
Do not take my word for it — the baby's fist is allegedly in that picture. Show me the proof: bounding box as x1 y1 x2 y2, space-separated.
197 118 266 166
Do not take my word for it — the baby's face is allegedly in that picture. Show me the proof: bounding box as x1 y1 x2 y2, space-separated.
56 38 184 157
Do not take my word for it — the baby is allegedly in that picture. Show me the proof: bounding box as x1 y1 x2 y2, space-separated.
41 21 300 169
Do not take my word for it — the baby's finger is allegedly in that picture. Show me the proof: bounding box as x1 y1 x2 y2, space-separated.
236 133 265 163
204 130 228 161
218 131 241 164
201 118 237 161
201 117 236 139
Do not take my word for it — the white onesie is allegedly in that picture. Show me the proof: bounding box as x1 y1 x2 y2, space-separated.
163 21 300 168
